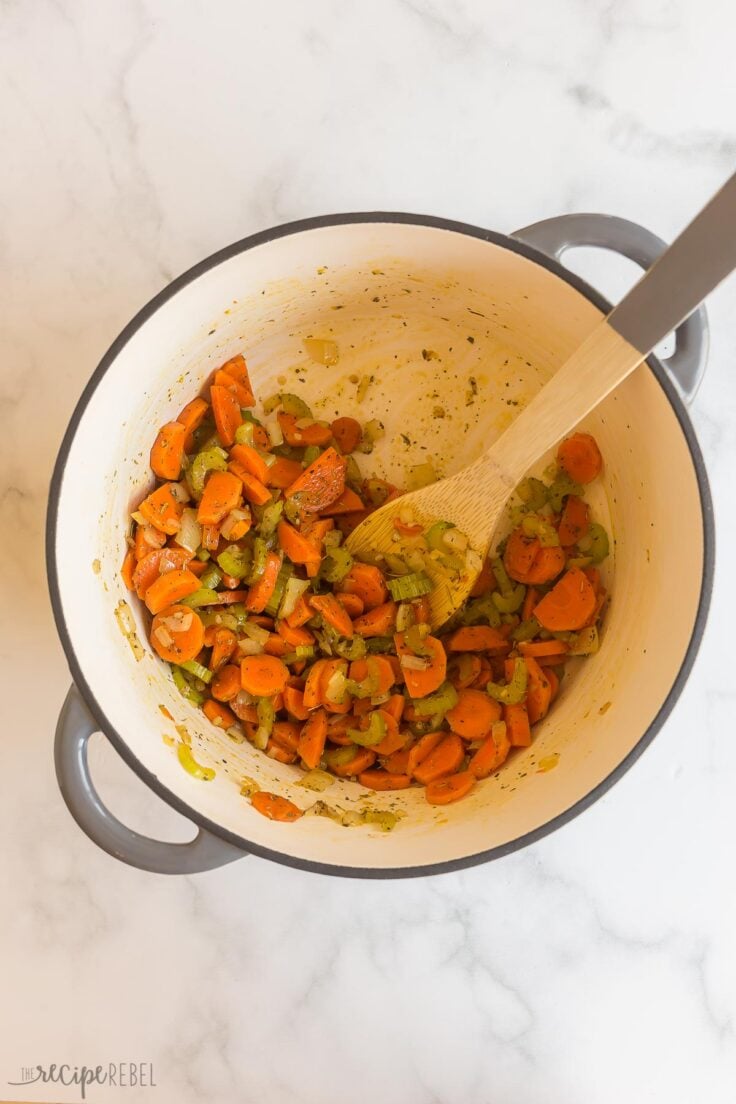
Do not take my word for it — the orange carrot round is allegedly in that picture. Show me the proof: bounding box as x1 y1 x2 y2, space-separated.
330 416 362 454
144 567 201 614
533 566 596 631
203 698 237 729
177 397 209 452
426 770 476 805
150 604 205 663
251 792 303 822
557 432 603 483
197 470 242 526
297 708 328 769
358 770 411 790
150 421 187 481
340 563 388 610
558 494 590 547
446 626 508 653
394 632 447 698
210 384 243 447
413 733 464 785
240 655 289 696
445 688 502 741
211 664 241 702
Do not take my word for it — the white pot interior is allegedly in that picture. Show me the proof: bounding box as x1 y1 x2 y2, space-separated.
52 220 705 872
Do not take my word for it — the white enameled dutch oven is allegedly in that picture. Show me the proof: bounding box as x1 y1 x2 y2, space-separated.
47 212 714 877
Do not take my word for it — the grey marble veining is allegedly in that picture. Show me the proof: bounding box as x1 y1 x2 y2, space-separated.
2 1 735 1101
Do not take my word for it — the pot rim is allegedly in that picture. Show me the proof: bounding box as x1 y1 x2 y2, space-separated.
45 211 715 878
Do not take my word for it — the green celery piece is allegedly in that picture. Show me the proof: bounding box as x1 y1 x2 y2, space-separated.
487 658 528 704
412 681 458 717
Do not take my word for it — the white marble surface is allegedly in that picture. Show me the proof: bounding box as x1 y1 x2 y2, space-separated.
2 2 736 1101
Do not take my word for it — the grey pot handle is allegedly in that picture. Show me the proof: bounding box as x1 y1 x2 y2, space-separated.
55 684 247 874
512 213 709 402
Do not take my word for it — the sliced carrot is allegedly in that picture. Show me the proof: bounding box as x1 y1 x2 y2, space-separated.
283 685 310 721
330 747 376 777
319 487 365 515
150 421 187 481
297 708 328 769
240 654 289 696
318 658 351 714
144 568 201 614
330 416 362 454
518 639 569 657
150 604 204 663
413 733 464 785
372 715 406 757
201 523 220 551
210 384 242 447
340 563 388 610
525 656 552 725
558 494 590 548
522 586 539 622
237 471 272 507
308 593 353 637
449 653 481 690
584 565 601 592
326 715 353 745
393 632 447 697
209 627 237 671
446 626 509 653
284 446 346 513
382 692 404 723
121 548 136 590
412 595 431 624
220 353 255 407
383 747 412 774
557 432 602 484
470 557 496 597
335 591 364 618
197 470 242 526
303 659 329 710
471 656 493 689
546 667 560 702
504 527 540 582
469 735 500 779
521 546 567 585
138 483 183 535
276 620 314 647
504 702 531 747
537 653 569 668
230 442 270 485
267 742 297 764
213 368 253 407
278 412 333 448
211 663 241 701
186 558 208 576
251 792 303 822
177 397 209 452
203 698 237 729
264 635 291 659
445 688 502 741
271 720 301 752
407 731 445 777
426 771 476 805
244 551 282 613
267 456 304 489
134 523 166 559
353 601 398 638
277 519 321 567
285 594 313 628
358 770 411 790
533 566 596 631
132 548 191 599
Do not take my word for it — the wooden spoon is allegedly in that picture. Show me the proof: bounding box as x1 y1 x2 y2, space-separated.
347 173 736 627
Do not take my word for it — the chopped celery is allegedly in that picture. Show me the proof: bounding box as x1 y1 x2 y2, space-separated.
426 520 454 551
180 587 223 608
264 562 293 616
492 584 526 614
296 769 335 792
568 624 600 655
279 392 313 418
462 594 501 628
179 658 212 684
248 537 268 583
395 603 415 632
358 419 385 455
321 546 354 584
283 499 301 524
363 479 392 507
334 636 367 661
365 636 395 654
567 555 593 568
345 455 363 489
279 576 310 620
578 522 610 563
282 644 316 664
234 421 255 446
252 697 274 750
323 529 343 549
521 514 560 547
262 394 282 415
177 743 215 781
200 564 223 590
413 681 458 718
547 471 583 512
486 658 528 704
512 617 541 642
189 446 228 496
197 610 239 630
240 409 263 426
491 556 513 597
348 711 386 747
363 809 399 832
259 499 284 539
324 745 359 769
302 445 322 466
387 572 432 601
171 665 205 705
384 553 410 575
217 545 251 580
516 477 549 511
272 442 303 460
195 548 211 562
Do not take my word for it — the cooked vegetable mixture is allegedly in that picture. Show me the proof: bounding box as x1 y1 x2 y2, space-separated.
122 352 609 820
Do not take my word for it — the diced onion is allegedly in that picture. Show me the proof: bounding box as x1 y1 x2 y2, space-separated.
221 508 250 541
160 610 193 633
241 621 270 646
395 603 413 632
325 669 348 704
400 654 431 671
131 511 147 526
465 548 483 576
238 637 265 656
398 505 415 525
303 337 339 366
154 625 174 648
177 508 202 554
266 418 284 447
295 416 315 429
143 525 161 547
279 577 310 620
169 481 191 503
370 691 391 706
443 528 468 553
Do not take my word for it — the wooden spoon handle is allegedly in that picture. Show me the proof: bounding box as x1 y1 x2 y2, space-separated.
472 171 736 489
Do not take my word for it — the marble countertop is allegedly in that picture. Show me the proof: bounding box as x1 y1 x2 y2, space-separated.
2 2 735 1101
